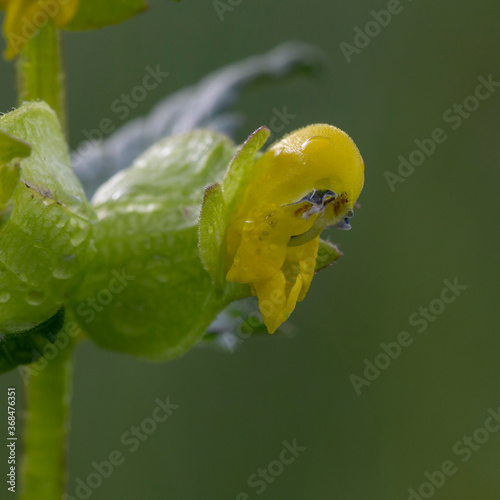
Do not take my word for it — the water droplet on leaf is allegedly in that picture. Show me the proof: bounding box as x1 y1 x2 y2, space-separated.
26 290 45 305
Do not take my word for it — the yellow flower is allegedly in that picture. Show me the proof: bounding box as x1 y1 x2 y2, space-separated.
225 124 364 333
0 0 78 59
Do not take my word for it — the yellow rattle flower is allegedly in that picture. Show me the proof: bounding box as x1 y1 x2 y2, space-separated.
0 0 78 59
225 124 364 333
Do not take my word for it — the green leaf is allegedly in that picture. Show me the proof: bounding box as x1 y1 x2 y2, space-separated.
222 126 270 219
65 0 148 31
198 183 226 288
0 307 65 375
0 102 94 337
72 130 247 361
315 239 343 272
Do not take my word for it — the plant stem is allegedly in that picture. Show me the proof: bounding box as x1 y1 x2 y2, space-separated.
19 339 75 500
16 19 67 132
14 16 73 500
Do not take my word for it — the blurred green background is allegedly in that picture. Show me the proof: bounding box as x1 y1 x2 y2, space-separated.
1 0 499 498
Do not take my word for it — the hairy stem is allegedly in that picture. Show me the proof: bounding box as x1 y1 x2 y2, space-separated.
13 15 73 500
19 339 75 500
16 19 66 131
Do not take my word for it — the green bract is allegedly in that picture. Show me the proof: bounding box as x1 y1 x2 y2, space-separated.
199 126 271 288
72 130 250 360
0 102 94 337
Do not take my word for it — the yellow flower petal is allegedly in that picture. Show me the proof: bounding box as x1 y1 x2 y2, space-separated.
235 124 364 220
251 237 319 333
226 202 316 284
283 237 319 303
225 124 364 333
2 0 79 59
253 269 302 334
